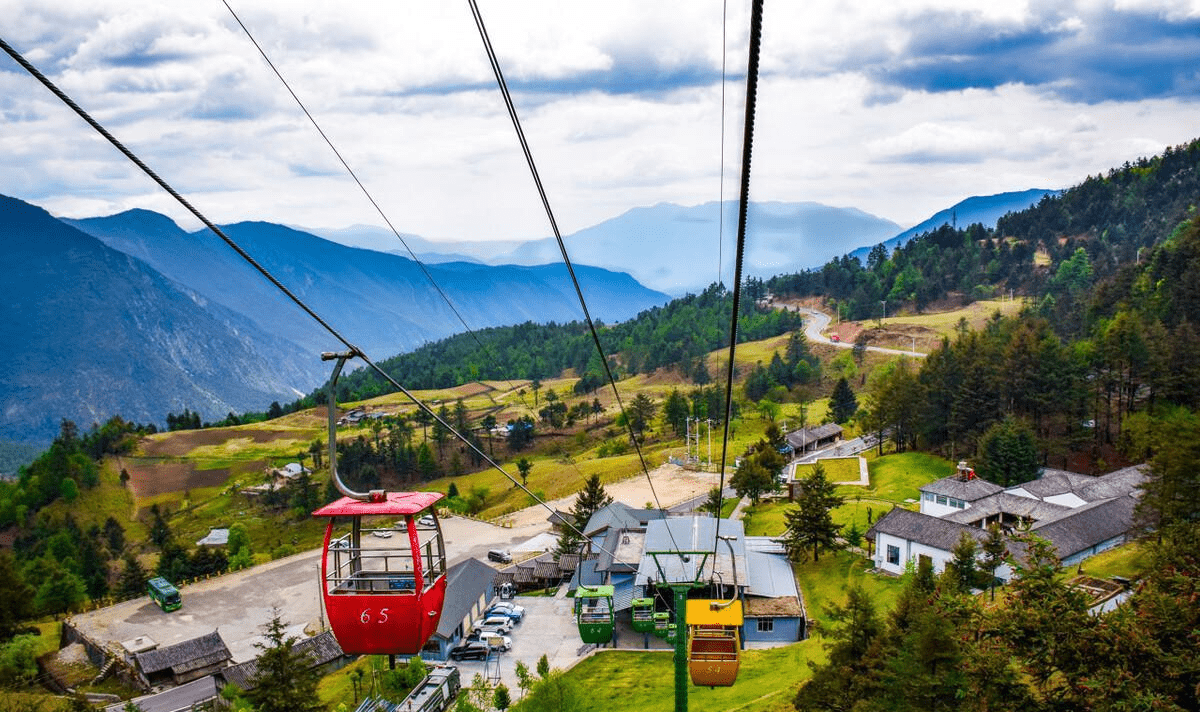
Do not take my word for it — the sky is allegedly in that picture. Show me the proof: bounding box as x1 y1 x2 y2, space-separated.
2 0 1200 245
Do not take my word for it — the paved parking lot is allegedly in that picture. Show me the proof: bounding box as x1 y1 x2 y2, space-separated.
68 513 547 663
448 592 584 690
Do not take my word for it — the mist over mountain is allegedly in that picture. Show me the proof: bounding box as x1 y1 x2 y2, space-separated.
492 201 903 294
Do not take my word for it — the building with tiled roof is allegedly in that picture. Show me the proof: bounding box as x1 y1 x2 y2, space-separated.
869 464 1146 579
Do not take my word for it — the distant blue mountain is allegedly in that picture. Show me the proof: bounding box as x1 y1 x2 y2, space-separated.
0 197 673 441
0 196 320 443
848 189 1060 263
493 201 903 295
68 211 670 361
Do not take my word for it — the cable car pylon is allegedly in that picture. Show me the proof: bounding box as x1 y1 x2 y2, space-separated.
645 546 744 712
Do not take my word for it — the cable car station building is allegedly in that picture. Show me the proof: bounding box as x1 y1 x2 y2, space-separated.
579 509 807 644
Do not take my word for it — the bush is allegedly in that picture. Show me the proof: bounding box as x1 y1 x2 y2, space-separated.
0 634 38 685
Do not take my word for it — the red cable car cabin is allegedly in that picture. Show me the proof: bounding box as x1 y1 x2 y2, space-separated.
313 491 446 656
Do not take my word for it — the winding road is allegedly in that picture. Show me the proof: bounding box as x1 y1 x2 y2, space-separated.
790 305 926 359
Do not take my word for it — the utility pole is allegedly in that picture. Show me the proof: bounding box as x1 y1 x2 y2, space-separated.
707 419 713 469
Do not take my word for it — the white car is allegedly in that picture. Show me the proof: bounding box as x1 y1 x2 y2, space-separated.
370 529 393 538
472 616 513 635
476 632 512 651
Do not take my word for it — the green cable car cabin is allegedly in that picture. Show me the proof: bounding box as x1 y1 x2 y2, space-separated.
631 597 655 633
575 584 615 644
147 577 181 612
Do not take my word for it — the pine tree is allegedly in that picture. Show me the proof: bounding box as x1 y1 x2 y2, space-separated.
975 416 1040 486
117 553 148 599
981 523 1007 601
247 610 322 712
0 552 34 639
570 474 613 531
829 377 858 424
948 532 979 592
783 463 844 562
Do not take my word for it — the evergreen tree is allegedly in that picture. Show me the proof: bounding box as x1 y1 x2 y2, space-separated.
0 552 34 640
981 523 1007 601
570 475 613 531
147 504 171 548
246 610 322 712
783 463 844 562
975 416 1040 486
116 553 148 599
626 393 657 435
556 475 613 557
1124 407 1200 530
829 377 858 424
662 389 689 435
795 585 884 711
947 532 979 593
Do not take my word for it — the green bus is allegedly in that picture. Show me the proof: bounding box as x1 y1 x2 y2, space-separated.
147 577 181 612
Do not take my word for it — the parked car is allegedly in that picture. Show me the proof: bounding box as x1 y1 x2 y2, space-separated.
370 529 393 538
476 632 512 651
449 641 490 661
487 549 512 564
418 515 436 527
472 615 514 633
486 602 525 622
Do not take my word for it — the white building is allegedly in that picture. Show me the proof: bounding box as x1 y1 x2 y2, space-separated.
868 463 1146 580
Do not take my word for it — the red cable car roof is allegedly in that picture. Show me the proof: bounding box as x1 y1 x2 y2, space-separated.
312 491 443 517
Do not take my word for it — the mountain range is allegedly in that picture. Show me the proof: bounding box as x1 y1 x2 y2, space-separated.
311 194 1054 295
1 196 669 443
1 188 1053 445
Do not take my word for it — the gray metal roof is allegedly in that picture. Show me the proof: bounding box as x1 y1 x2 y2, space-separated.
745 549 799 599
218 632 343 691
867 507 989 552
920 476 1004 501
785 423 843 450
135 631 230 675
583 502 666 538
942 492 1074 526
635 517 745 588
435 558 496 639
1031 495 1139 558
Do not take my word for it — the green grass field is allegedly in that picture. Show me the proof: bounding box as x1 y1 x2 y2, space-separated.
876 298 1028 336
567 642 819 712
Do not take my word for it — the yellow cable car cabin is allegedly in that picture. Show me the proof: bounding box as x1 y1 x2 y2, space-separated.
686 599 743 687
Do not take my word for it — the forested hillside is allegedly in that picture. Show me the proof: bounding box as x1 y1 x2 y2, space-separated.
768 138 1200 324
304 282 802 404
762 138 1200 472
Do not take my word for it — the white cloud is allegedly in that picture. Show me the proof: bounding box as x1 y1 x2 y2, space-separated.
1 0 1199 243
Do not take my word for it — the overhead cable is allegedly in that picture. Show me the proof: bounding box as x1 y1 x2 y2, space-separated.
0 35 623 563
465 0 673 523
713 0 765 558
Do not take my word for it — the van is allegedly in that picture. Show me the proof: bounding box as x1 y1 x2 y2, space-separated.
487 549 512 564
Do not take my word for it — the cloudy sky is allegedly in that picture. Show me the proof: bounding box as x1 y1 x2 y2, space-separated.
2 0 1200 245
